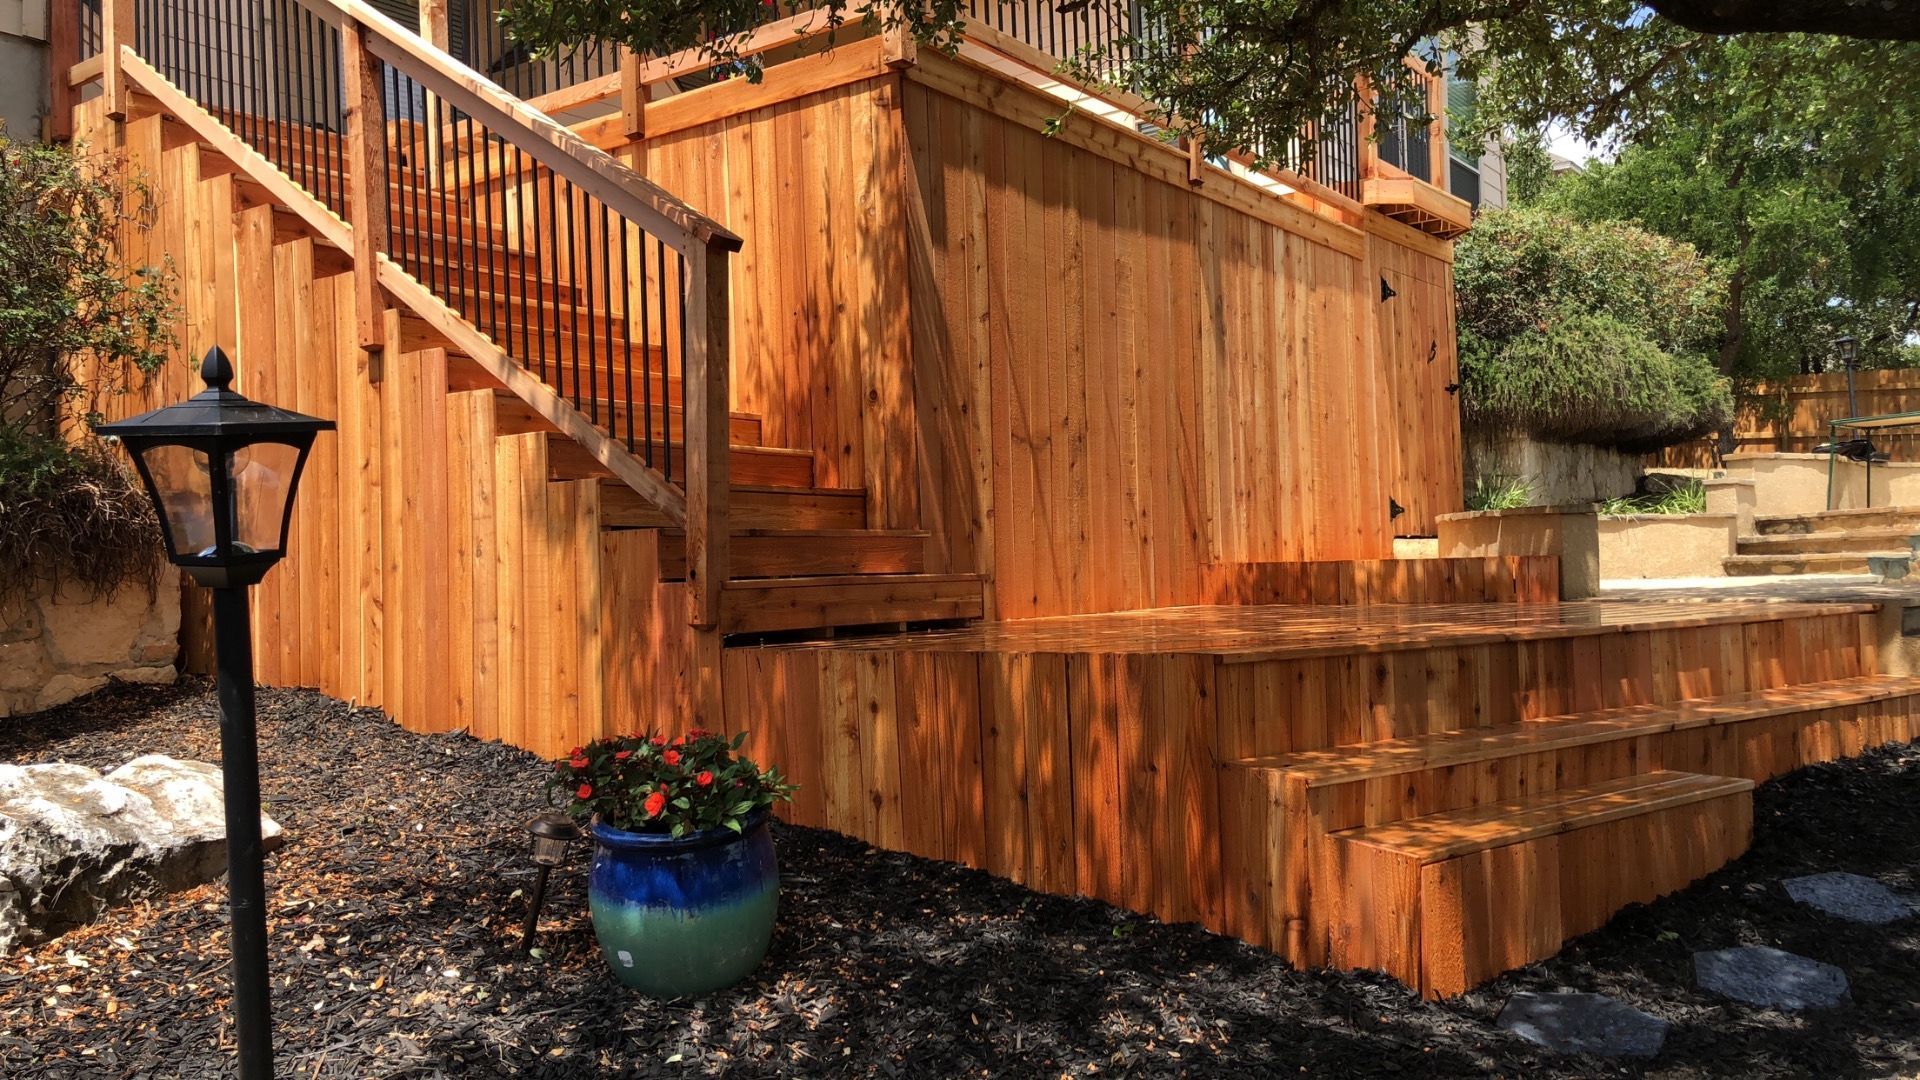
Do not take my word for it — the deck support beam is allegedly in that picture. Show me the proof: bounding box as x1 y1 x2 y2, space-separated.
343 22 391 356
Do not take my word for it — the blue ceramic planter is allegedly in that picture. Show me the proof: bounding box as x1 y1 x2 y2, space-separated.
587 812 778 997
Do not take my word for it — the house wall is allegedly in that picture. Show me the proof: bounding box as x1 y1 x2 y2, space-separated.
0 0 47 137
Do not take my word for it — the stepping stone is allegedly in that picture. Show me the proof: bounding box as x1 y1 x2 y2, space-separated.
1783 872 1915 924
1694 946 1850 1010
1496 991 1670 1058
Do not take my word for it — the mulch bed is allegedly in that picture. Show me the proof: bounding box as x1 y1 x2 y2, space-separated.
4 682 1920 1078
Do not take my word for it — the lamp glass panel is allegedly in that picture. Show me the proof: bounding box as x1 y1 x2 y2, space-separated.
531 835 570 866
228 441 301 553
141 443 216 557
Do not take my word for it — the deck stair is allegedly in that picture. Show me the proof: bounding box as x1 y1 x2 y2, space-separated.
1228 672 1920 997
167 79 986 639
1727 507 1920 578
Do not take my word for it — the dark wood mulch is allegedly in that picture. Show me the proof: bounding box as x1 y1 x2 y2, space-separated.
4 681 1919 1078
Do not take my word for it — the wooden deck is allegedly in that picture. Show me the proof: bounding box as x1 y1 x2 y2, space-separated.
721 597 1920 997
748 599 1880 660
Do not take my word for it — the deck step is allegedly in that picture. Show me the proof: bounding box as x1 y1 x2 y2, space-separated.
543 432 815 489
654 529 927 580
1239 675 1920 790
491 391 764 446
600 483 868 531
1736 527 1920 556
1756 506 1920 536
1723 551 1912 578
1329 770 1754 998
720 573 984 635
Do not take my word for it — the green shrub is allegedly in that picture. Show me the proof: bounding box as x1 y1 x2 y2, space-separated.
0 134 174 601
1466 473 1534 511
1455 209 1733 453
1598 479 1708 516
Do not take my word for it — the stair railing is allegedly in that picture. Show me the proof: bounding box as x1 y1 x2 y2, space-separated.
82 0 741 629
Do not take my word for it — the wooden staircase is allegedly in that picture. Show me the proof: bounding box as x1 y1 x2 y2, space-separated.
1222 633 1920 998
1726 506 1920 579
180 72 986 640
393 199 985 636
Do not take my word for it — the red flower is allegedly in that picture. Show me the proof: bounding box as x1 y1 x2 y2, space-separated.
569 755 588 769
614 750 632 761
644 790 667 817
651 736 667 747
696 770 714 787
672 735 685 747
688 728 710 740
663 749 682 767
576 782 593 800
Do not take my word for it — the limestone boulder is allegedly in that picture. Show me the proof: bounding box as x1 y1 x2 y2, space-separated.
0 755 283 954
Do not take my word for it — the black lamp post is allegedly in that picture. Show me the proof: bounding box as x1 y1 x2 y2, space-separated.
520 811 582 953
1836 334 1861 417
95 346 334 1080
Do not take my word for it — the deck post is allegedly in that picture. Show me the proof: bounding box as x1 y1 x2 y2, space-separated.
46 0 77 140
101 0 134 119
1426 64 1448 192
343 23 391 355
620 48 647 141
1355 74 1378 179
684 240 732 631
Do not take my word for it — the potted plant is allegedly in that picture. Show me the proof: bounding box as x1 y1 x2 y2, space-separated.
552 729 793 997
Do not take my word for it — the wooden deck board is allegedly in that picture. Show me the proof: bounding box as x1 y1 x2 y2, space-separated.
737 599 1881 660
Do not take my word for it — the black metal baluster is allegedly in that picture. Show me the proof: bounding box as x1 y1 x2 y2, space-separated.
581 193 600 425
560 175 580 404
637 232 653 466
599 203 616 437
670 251 685 485
530 163 549 380
619 215 634 454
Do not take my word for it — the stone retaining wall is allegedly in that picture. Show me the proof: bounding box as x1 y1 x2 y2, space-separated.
1 569 179 716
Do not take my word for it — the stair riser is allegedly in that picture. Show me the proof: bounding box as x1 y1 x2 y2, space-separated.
1215 611 1880 763
491 393 764 446
1757 509 1920 536
545 436 815 489
1725 553 1911 576
600 487 866 531
1738 534 1920 556
654 534 925 581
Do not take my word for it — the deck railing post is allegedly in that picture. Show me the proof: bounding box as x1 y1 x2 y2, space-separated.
620 48 647 141
47 0 77 140
1425 65 1447 192
1355 74 1378 180
683 240 732 631
101 0 134 118
344 22 391 355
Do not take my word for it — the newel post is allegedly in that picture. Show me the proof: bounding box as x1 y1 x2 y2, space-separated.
1355 73 1378 180
620 49 648 141
1426 64 1448 192
683 239 732 632
101 0 135 118
343 22 391 356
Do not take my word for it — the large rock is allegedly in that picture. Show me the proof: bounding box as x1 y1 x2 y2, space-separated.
0 755 283 954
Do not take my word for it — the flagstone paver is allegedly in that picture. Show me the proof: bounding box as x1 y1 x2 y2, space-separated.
1694 946 1850 1010
1496 991 1671 1058
1783 872 1914 925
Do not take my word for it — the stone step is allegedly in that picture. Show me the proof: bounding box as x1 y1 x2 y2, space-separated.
1723 551 1913 578
1736 528 1920 556
1755 506 1920 536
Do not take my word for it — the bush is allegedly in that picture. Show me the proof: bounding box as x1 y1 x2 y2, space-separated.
1455 209 1733 453
0 134 175 601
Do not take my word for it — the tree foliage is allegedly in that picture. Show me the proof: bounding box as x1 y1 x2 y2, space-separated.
1515 36 1920 379
1455 209 1733 452
0 135 175 601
